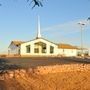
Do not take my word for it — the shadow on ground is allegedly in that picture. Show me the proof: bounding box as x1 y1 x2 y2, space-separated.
0 58 22 75
0 57 90 70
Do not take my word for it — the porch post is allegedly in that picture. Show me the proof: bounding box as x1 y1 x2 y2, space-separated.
46 44 50 54
31 43 34 55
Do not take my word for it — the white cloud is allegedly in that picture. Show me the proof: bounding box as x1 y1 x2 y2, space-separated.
41 19 90 47
42 19 89 36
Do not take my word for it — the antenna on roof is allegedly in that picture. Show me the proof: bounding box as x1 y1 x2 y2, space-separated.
36 15 42 39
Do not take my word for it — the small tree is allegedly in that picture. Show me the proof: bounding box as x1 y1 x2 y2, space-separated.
27 0 43 9
0 0 43 9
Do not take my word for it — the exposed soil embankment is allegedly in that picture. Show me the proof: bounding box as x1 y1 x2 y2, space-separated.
0 64 90 90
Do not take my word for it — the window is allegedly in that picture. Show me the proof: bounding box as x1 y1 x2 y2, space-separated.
26 45 30 53
63 49 64 52
34 48 39 53
42 44 46 53
50 46 54 53
34 42 46 53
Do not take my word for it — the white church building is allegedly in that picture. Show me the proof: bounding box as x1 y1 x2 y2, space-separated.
8 17 81 57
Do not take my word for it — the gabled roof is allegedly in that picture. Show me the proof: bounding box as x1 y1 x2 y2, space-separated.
40 37 57 45
22 37 58 45
58 43 78 49
11 41 25 46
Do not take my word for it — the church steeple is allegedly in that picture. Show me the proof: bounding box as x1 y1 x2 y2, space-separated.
36 15 41 39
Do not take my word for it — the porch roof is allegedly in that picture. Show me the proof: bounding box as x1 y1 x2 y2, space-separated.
58 43 78 49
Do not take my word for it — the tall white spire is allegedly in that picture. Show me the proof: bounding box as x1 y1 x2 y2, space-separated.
37 15 41 38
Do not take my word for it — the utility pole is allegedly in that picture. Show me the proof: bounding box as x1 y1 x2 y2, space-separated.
87 17 90 56
78 22 85 58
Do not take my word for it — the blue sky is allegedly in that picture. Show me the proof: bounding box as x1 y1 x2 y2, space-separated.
0 0 90 53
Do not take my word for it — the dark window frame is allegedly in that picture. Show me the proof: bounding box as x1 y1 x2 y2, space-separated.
34 48 39 53
50 46 54 54
26 45 30 53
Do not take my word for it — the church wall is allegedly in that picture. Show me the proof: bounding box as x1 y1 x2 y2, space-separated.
20 38 58 56
57 48 77 57
9 39 78 57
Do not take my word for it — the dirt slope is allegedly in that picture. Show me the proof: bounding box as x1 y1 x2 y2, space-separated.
0 64 90 90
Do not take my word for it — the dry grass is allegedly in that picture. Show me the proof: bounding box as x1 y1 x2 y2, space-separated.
0 64 89 90
4 71 90 90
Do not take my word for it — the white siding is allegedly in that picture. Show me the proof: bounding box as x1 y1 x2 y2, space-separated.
20 38 58 56
8 43 20 55
57 48 77 57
